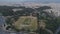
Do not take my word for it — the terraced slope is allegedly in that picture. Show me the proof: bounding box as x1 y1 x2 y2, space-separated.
14 16 37 31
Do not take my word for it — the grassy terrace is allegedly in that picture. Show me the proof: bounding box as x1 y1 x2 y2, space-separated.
14 16 37 31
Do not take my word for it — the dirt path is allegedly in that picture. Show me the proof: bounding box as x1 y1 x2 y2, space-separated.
45 28 53 34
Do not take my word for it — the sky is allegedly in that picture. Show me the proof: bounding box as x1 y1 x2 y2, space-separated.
0 0 60 3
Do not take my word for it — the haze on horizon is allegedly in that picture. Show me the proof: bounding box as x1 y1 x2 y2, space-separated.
0 0 60 3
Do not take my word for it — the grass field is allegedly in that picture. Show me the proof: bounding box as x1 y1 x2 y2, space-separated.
14 16 37 31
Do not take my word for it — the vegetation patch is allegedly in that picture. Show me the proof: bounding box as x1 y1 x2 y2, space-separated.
14 16 37 31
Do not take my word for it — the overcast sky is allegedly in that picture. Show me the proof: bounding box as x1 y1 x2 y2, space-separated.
0 0 60 3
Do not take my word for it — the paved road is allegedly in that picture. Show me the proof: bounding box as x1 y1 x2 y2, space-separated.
54 26 60 34
0 16 9 34
0 16 5 26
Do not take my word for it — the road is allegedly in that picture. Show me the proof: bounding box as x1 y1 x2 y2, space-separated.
54 26 60 34
0 16 10 34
